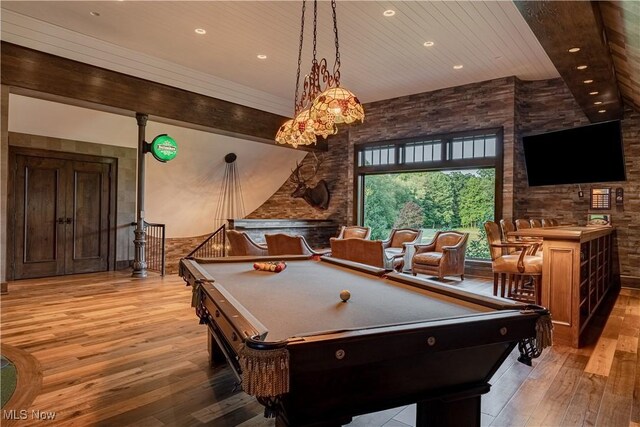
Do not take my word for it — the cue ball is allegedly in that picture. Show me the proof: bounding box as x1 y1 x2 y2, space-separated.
340 290 351 302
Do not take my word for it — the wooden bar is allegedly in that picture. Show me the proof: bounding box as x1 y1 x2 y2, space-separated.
509 226 616 347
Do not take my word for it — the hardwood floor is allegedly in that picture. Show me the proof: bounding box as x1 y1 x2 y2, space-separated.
1 271 638 426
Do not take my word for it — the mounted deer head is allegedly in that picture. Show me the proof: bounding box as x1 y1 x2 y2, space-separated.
289 153 331 210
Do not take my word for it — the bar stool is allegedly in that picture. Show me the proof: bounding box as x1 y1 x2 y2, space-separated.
529 219 543 228
485 221 543 304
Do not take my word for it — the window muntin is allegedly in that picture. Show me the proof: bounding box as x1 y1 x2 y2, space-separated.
451 134 496 160
359 145 395 166
357 130 498 169
404 140 441 163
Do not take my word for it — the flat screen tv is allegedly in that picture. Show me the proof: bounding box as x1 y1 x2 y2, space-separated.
522 120 626 187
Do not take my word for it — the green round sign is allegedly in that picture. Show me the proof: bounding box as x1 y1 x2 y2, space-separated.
150 134 178 162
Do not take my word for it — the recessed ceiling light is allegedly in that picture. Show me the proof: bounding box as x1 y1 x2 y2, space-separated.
576 65 588 70
257 54 267 60
423 41 434 47
195 28 206 35
589 91 599 95
598 109 606 113
383 10 395 17
583 79 594 84
89 11 100 16
568 47 581 53
453 64 463 70
594 101 603 105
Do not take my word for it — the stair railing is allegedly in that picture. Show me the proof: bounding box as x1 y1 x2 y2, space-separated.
131 221 166 275
187 224 226 258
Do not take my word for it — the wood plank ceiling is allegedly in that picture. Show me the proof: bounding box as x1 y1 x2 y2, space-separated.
2 1 637 123
514 1 625 123
0 1 559 117
600 1 640 113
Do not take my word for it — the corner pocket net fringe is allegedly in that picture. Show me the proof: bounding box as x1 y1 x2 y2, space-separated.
239 344 290 398
536 314 553 352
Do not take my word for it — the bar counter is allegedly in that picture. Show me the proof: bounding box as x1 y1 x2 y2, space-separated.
509 225 616 347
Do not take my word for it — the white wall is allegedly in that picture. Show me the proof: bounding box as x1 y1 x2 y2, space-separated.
8 95 305 238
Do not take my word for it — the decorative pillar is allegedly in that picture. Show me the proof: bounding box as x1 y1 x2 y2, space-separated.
132 113 148 278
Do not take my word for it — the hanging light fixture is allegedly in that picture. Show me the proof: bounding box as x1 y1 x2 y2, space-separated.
213 153 246 227
275 0 364 148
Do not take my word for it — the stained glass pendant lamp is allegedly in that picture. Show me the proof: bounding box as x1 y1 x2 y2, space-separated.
275 0 364 148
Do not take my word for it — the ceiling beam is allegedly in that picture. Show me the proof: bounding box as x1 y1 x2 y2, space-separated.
514 1 624 122
599 1 640 113
0 42 327 152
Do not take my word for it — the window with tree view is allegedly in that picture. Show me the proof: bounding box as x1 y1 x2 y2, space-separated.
357 130 501 260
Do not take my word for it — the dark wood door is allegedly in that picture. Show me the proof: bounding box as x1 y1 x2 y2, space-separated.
13 155 111 279
14 156 67 278
64 161 110 274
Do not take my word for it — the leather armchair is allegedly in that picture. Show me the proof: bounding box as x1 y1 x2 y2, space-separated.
336 225 371 240
226 230 268 256
411 231 469 281
381 228 422 264
329 238 398 270
265 233 327 256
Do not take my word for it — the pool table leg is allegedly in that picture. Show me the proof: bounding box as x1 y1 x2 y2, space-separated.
415 385 487 426
208 330 228 367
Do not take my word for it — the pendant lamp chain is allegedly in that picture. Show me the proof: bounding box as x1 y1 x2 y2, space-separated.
331 0 341 86
293 0 305 115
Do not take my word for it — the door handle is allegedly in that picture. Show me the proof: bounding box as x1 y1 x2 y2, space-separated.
57 218 65 224
65 218 73 224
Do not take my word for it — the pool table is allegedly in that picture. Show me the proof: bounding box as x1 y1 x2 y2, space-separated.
179 255 551 427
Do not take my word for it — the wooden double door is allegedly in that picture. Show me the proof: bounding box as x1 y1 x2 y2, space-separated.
10 149 115 279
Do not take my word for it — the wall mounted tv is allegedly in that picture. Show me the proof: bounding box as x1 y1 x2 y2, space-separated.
522 120 626 187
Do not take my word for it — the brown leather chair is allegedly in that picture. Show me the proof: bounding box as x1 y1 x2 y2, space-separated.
381 228 423 268
265 233 326 256
542 218 559 227
514 219 543 255
529 219 543 228
484 221 542 304
515 219 532 230
501 218 542 256
411 231 469 281
226 230 268 256
336 225 371 240
329 238 397 270
499 219 519 254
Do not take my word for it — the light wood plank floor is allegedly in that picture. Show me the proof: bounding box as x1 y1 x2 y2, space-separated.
1 271 638 426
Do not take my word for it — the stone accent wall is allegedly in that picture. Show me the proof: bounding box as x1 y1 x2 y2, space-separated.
347 77 518 220
513 78 590 226
250 77 519 226
248 132 350 228
513 79 639 278
246 76 640 280
8 132 137 266
164 233 211 275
